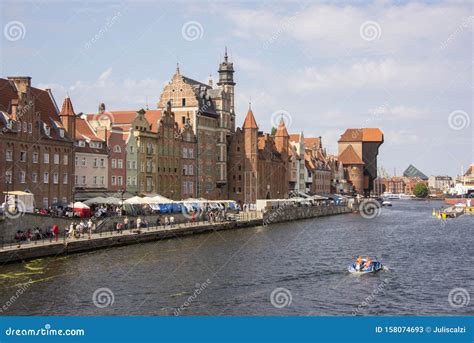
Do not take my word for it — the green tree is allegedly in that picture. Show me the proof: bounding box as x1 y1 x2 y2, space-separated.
271 127 277 136
413 182 429 198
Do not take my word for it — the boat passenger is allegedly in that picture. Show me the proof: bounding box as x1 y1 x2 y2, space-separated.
355 256 362 271
364 258 372 270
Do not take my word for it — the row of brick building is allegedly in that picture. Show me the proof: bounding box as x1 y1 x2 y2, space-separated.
0 51 384 208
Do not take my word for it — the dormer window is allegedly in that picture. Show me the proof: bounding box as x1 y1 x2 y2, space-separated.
59 129 64 138
43 124 51 136
17 121 21 132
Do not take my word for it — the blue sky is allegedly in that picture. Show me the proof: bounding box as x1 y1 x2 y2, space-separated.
1 0 472 177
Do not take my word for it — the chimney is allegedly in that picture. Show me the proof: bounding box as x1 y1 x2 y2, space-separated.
8 76 31 94
10 99 19 121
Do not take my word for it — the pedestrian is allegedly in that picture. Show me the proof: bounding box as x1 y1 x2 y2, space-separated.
170 216 175 227
87 219 93 239
156 215 161 227
164 216 169 227
52 224 59 242
123 217 129 231
137 217 142 229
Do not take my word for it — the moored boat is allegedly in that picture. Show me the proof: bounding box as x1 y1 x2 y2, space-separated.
348 259 383 275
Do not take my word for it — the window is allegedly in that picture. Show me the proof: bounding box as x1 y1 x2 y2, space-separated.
44 153 49 164
127 177 131 185
5 171 12 184
93 176 97 185
20 151 27 162
117 176 123 185
63 155 68 165
117 159 123 169
59 129 64 138
75 140 86 147
28 123 32 133
53 173 59 184
75 175 78 185
111 159 117 169
33 152 38 163
130 146 134 153
111 176 116 185
100 158 105 167
52 197 58 205
90 142 102 149
19 171 26 183
62 197 67 204
182 98 186 106
54 154 60 164
42 197 48 208
93 158 98 167
23 121 27 132
188 148 194 158
81 157 86 166
182 116 186 125
63 173 68 184
82 176 86 184
43 172 49 183
100 176 105 185
32 172 38 183
114 145 121 152
132 177 137 186
6 150 12 161
75 156 78 166
182 148 188 158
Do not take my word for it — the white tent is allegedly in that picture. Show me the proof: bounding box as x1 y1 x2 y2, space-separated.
124 196 150 205
151 195 173 203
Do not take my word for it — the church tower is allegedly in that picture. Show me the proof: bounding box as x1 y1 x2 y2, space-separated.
217 47 236 132
242 104 258 204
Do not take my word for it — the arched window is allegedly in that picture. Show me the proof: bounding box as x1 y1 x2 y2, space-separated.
114 145 121 153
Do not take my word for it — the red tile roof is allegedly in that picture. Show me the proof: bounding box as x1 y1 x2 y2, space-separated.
76 116 103 142
275 118 289 137
338 145 364 165
243 107 258 129
288 134 300 142
59 96 75 116
339 128 383 142
304 137 321 149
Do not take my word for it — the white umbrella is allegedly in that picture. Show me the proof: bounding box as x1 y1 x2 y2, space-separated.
152 195 172 203
70 201 90 209
124 196 149 205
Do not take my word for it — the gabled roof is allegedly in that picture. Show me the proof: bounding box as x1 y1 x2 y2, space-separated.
304 137 321 149
76 116 104 142
338 145 364 165
403 164 428 180
339 128 383 143
243 107 258 129
464 164 474 176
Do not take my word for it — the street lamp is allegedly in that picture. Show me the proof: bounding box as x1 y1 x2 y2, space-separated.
119 188 125 215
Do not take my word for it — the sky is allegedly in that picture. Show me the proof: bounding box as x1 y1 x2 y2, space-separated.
1 0 472 177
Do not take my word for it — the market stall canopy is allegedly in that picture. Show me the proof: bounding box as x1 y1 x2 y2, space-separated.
151 195 173 203
124 196 150 205
83 197 108 205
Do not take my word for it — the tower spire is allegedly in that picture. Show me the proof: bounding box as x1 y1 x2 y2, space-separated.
224 46 228 62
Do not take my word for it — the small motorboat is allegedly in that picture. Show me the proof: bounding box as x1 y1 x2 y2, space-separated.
382 200 392 207
348 259 383 274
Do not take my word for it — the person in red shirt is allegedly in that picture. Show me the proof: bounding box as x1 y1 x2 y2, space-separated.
52 224 59 242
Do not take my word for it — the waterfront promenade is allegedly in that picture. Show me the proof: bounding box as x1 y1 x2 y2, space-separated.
0 205 351 264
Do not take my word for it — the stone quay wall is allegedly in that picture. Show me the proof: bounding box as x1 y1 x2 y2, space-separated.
262 204 351 225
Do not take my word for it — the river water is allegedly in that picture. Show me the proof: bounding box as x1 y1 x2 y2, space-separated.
0 200 472 316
